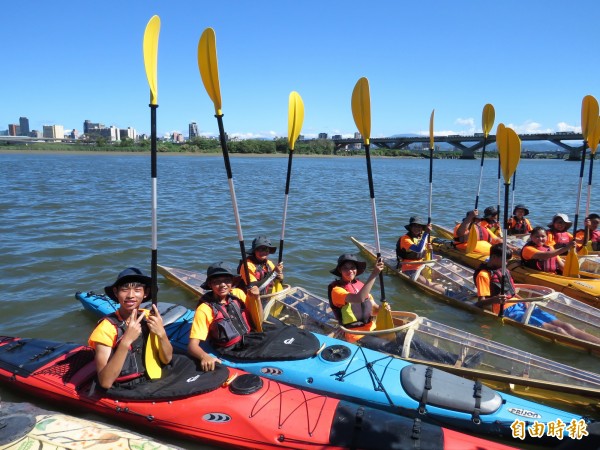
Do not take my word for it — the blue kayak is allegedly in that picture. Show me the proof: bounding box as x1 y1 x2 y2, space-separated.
76 290 595 443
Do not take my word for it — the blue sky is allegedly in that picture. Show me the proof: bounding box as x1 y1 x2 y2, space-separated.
2 1 599 140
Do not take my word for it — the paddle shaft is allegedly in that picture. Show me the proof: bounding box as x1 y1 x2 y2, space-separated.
364 143 386 300
474 136 488 210
572 144 588 235
510 171 517 215
278 150 294 264
586 152 595 220
497 159 501 217
150 104 158 305
215 113 252 285
499 182 510 317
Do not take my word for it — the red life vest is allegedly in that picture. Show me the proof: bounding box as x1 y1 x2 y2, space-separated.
102 312 148 384
472 264 517 298
520 242 558 273
548 230 570 249
507 217 529 235
454 224 491 243
238 256 275 294
327 279 373 328
199 292 252 348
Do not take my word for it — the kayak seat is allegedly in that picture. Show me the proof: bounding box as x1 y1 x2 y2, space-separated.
400 364 502 415
216 324 321 361
105 353 230 400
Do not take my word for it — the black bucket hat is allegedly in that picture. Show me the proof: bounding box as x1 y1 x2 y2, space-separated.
483 206 498 218
104 267 152 301
330 253 367 277
404 216 428 231
513 204 530 216
247 235 276 255
200 262 240 290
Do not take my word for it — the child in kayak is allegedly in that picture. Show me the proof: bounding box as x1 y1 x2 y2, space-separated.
188 262 260 371
327 254 386 343
546 213 573 250
479 206 503 238
575 213 600 251
238 235 284 295
506 204 533 236
396 216 444 292
396 216 432 277
474 244 600 343
521 227 575 275
88 268 173 389
453 209 499 253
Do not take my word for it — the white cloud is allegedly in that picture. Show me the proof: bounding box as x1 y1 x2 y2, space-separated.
505 120 552 134
455 117 475 128
557 122 580 132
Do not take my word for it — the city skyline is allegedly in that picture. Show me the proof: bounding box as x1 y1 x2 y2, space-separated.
2 2 600 140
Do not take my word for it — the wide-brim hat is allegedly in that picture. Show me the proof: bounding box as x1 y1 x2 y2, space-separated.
200 262 241 290
247 235 276 255
483 206 498 218
104 267 152 301
404 215 428 231
548 213 572 230
330 253 367 277
513 204 530 216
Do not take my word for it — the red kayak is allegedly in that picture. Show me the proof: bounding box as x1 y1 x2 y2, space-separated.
0 336 518 450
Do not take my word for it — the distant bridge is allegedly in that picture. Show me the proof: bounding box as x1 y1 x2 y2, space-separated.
331 132 586 160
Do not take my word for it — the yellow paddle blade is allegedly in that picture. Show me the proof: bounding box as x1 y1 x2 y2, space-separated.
288 91 304 151
144 333 162 379
351 77 371 145
578 244 590 256
588 116 600 155
273 279 284 293
247 294 264 332
466 224 479 253
198 28 223 115
482 103 495 137
498 126 521 183
581 95 599 140
429 109 435 150
143 15 160 106
563 247 580 278
375 301 394 331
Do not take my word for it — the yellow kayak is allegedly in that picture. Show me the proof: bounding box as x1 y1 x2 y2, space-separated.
431 226 600 309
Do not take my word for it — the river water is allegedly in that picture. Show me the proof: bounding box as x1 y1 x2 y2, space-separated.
0 150 598 448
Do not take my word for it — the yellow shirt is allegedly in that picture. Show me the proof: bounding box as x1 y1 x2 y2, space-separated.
88 309 150 349
189 288 247 341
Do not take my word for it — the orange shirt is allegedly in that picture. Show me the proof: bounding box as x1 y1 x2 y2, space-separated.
474 271 518 315
330 285 376 343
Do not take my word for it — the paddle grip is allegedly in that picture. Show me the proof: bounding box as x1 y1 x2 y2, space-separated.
151 249 158 306
365 145 376 199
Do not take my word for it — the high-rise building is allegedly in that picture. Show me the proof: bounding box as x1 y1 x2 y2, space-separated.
189 122 199 139
318 132 328 139
19 117 30 136
43 125 64 141
8 124 19 136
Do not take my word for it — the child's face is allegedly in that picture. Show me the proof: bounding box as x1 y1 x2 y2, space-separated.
254 246 271 262
515 208 526 218
209 276 233 298
339 262 358 282
115 282 147 313
531 231 548 246
553 218 567 231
